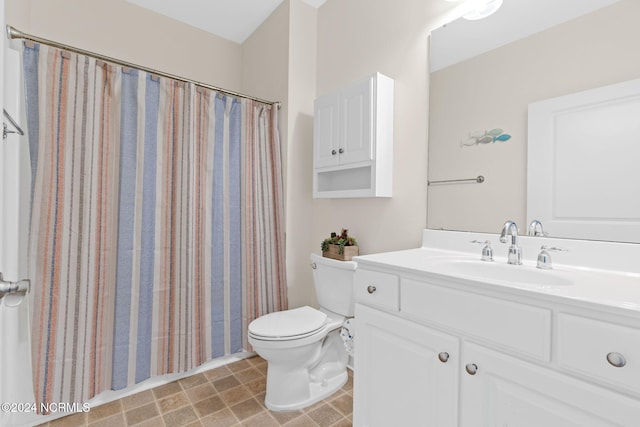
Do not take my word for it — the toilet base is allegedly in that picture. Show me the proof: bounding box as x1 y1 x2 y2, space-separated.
265 370 348 412
250 317 351 412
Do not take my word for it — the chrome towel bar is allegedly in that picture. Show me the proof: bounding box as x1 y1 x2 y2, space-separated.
428 175 485 186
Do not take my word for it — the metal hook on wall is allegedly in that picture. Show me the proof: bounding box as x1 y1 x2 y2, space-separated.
3 108 25 139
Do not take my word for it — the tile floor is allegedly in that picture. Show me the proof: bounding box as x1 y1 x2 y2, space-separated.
37 356 353 427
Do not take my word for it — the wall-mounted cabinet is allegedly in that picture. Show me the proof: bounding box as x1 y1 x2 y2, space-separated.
313 72 393 198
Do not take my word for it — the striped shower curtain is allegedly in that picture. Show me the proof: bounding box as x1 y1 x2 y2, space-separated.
23 43 287 408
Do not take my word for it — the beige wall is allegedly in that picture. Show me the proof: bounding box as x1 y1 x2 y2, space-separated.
242 0 318 308
6 0 243 91
283 1 318 308
242 2 289 105
245 0 457 309
3 0 468 311
312 0 451 258
5 0 324 309
427 0 640 234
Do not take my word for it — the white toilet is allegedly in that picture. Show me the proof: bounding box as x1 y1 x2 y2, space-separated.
248 253 356 411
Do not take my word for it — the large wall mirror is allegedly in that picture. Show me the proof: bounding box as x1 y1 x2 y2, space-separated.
427 0 640 242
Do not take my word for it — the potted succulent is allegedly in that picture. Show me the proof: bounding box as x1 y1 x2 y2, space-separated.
321 229 359 261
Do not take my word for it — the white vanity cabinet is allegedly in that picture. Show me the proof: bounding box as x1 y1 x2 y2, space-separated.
313 72 393 198
460 342 640 426
354 304 459 427
353 263 640 427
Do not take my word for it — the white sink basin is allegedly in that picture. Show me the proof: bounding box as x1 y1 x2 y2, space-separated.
430 259 574 288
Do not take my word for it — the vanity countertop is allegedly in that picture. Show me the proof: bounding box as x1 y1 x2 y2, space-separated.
354 230 640 315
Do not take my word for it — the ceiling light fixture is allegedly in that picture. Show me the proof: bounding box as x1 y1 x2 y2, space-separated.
462 0 504 21
444 0 504 21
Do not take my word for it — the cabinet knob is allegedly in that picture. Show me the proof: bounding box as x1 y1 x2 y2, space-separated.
331 149 337 155
438 352 450 363
465 363 478 375
606 352 627 368
367 285 377 294
339 148 344 154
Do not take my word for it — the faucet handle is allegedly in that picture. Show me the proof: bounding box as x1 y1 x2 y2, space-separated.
536 245 567 270
470 240 493 262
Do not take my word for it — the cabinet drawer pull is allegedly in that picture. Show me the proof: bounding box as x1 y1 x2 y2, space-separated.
438 352 450 363
465 363 478 375
367 285 377 294
606 352 627 368
339 148 344 154
331 149 337 155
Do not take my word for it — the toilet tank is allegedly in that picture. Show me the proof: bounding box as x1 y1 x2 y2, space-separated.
310 253 356 317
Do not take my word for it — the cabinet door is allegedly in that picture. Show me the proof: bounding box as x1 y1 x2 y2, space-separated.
354 304 458 427
461 342 640 427
339 76 373 165
314 92 340 168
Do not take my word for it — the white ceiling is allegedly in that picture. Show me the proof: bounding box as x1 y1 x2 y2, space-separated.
430 0 622 72
126 0 327 44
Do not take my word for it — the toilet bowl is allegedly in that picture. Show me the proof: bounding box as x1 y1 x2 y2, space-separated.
248 254 356 411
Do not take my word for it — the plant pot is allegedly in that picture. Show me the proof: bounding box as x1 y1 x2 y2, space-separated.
322 244 359 261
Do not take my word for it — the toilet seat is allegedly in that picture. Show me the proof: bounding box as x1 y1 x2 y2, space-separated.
248 306 328 341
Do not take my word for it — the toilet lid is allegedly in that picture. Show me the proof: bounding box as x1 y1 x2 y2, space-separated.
249 306 327 339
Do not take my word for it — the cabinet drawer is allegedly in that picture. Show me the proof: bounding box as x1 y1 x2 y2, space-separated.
355 269 399 311
558 313 640 395
402 279 551 361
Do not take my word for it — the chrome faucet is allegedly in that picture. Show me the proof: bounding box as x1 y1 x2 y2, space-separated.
500 220 522 265
528 220 545 237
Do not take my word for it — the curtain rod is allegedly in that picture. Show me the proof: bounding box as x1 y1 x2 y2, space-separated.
6 25 281 109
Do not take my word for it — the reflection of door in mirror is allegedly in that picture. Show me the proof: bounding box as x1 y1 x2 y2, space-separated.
427 0 640 241
528 79 640 243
